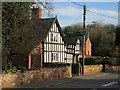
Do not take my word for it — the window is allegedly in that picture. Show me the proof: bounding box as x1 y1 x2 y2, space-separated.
51 33 53 41
51 33 58 42
51 53 58 61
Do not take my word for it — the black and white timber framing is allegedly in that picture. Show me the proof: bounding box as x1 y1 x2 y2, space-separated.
44 19 66 63
64 36 81 63
28 17 84 68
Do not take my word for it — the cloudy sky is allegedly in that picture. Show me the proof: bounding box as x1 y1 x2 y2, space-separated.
40 1 119 27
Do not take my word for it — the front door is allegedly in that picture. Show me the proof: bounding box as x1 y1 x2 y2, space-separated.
31 53 41 69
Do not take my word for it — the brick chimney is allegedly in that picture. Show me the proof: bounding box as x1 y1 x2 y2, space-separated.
32 6 42 19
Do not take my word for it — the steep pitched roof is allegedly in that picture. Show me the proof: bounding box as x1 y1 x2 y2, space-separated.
27 17 64 53
64 35 91 46
64 36 79 45
79 35 91 46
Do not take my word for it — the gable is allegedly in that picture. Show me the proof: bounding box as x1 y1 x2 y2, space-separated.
86 37 91 46
76 38 80 44
43 19 66 63
64 36 79 45
27 17 61 53
45 23 64 44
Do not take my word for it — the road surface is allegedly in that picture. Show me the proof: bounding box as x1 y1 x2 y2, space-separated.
3 70 120 90
49 71 119 89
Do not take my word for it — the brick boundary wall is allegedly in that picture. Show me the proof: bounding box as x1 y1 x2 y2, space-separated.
84 65 103 75
2 66 72 88
84 65 120 75
105 65 120 71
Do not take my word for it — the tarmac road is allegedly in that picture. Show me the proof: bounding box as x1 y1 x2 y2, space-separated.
49 71 119 88
3 70 120 90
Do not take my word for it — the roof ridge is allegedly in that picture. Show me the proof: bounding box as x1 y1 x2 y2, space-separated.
38 17 56 20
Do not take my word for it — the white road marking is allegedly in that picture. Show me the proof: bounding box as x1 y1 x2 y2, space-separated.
102 82 118 87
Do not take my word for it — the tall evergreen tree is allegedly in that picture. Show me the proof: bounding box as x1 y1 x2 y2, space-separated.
115 26 120 47
2 2 32 68
2 2 53 68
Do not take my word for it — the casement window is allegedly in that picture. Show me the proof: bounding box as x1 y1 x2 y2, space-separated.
51 53 58 61
51 33 53 41
51 33 58 42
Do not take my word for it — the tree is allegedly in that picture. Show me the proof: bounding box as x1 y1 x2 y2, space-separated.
87 23 115 56
114 26 120 56
63 23 116 56
63 24 82 37
2 2 32 68
2 2 54 69
115 26 120 47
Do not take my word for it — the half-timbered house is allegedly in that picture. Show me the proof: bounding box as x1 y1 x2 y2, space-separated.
64 36 81 64
64 34 92 64
28 17 67 69
27 6 91 69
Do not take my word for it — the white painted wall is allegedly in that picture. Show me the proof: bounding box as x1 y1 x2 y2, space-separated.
66 54 73 63
75 39 80 54
44 23 66 63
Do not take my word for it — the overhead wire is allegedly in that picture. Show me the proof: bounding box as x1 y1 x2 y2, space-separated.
68 0 117 20
86 9 117 20
35 1 54 17
71 14 83 25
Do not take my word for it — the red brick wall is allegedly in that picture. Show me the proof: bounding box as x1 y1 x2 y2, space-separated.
105 66 120 71
28 43 43 69
83 65 120 75
84 65 102 75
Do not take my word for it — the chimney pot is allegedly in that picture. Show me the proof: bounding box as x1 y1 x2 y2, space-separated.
38 7 42 19
32 6 42 19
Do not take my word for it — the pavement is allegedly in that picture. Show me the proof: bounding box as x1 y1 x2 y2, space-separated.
8 71 119 88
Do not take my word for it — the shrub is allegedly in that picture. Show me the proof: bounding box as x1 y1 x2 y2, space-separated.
9 66 17 71
3 60 27 73
5 60 13 70
4 60 17 73
79 57 98 65
17 65 27 73
108 57 120 66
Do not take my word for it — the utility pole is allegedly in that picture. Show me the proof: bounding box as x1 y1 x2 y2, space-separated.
82 4 86 75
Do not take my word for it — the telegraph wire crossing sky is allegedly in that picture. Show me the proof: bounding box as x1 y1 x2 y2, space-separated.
35 1 118 27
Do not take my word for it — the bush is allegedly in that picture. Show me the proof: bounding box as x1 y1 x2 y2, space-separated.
17 65 27 73
3 60 27 73
108 57 120 66
9 66 17 71
79 57 98 65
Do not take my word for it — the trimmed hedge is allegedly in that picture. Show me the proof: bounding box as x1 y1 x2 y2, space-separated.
79 57 120 66
108 57 120 66
79 57 98 65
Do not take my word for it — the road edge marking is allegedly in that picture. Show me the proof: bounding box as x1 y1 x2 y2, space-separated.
102 82 118 87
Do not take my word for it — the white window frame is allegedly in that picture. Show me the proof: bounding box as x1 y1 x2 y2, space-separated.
51 33 58 42
51 53 58 62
